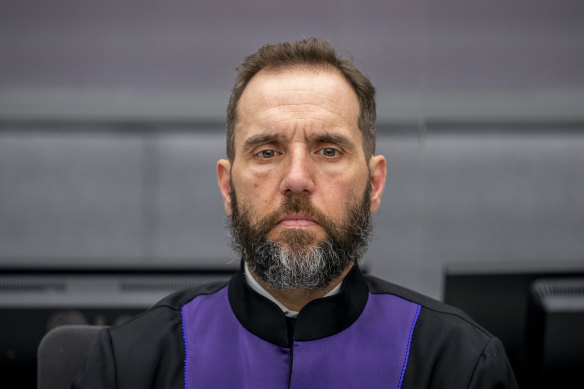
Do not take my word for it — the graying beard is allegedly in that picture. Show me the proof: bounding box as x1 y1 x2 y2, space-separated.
247 239 344 290
229 182 373 291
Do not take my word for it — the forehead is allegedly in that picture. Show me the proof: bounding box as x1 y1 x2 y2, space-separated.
234 67 361 146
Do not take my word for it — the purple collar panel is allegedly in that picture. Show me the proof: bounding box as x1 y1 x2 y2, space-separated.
181 266 420 389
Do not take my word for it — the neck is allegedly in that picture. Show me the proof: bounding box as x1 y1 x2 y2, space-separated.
249 263 354 312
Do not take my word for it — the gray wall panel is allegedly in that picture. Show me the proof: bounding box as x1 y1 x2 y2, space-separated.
368 133 584 297
1 0 583 121
154 133 234 266
0 132 145 262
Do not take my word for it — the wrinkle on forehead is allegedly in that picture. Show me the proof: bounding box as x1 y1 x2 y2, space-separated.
232 68 363 161
236 68 360 130
265 88 354 116
246 112 353 134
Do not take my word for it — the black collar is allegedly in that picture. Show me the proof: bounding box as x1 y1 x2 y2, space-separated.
227 263 369 347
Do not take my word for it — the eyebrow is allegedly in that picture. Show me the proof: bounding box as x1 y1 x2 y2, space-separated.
308 132 355 150
242 133 283 152
241 131 356 153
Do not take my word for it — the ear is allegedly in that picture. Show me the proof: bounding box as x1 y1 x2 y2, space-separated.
368 155 387 214
217 159 232 215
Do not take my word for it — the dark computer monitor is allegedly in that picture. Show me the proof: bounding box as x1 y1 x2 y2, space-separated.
525 277 584 387
0 265 235 388
443 261 584 387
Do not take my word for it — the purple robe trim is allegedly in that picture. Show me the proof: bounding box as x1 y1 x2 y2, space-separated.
181 306 189 389
182 287 421 389
399 304 421 388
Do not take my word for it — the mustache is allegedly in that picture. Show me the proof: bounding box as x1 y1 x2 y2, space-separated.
251 195 335 239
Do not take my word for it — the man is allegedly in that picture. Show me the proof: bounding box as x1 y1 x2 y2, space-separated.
73 38 518 388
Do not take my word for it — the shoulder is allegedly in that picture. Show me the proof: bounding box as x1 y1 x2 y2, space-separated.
74 280 229 389
364 275 517 388
365 274 490 338
109 279 228 341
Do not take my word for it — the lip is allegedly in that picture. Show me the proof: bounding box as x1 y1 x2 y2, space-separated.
277 212 319 228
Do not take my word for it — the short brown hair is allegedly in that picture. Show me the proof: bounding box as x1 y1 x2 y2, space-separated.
226 38 376 161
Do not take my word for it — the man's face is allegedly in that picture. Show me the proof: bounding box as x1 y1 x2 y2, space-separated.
217 67 386 288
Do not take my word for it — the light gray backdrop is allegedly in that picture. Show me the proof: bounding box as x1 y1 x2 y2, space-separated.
1 0 583 299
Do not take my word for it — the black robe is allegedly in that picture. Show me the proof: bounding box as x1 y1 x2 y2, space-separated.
73 265 518 388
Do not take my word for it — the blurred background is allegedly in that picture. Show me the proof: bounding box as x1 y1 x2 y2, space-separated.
1 0 584 385
2 0 583 297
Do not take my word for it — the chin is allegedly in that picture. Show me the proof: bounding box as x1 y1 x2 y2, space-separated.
269 229 325 252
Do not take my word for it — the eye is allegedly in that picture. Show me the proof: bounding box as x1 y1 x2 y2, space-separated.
319 147 340 158
256 149 280 159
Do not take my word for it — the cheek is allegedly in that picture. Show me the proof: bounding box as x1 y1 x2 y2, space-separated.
318 174 368 213
233 174 277 215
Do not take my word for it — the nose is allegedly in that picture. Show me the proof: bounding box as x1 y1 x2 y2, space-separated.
279 147 316 195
